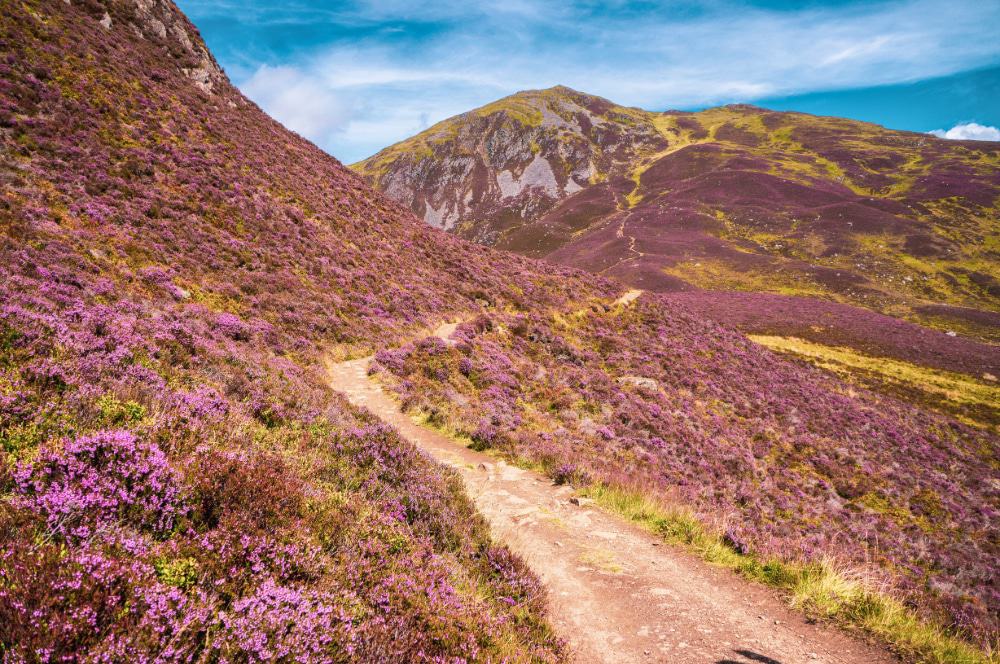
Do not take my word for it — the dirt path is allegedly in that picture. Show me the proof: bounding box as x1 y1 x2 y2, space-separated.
325 318 896 664
600 210 645 277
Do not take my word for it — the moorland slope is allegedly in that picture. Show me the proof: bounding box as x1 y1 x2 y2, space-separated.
0 1 995 660
355 88 1000 340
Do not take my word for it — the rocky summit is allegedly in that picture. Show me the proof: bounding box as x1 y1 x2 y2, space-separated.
355 88 1000 338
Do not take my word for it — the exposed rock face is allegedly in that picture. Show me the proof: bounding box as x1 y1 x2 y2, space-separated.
78 0 228 94
356 93 1000 324
354 87 667 240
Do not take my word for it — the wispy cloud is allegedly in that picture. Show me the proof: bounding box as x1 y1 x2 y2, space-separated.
180 0 1000 161
242 65 354 143
929 122 1000 141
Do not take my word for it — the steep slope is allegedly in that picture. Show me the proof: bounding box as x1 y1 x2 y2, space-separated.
355 90 1000 338
0 1 607 660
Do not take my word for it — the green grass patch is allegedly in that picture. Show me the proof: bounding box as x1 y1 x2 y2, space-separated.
749 335 1000 429
97 393 147 426
662 258 834 300
153 556 199 590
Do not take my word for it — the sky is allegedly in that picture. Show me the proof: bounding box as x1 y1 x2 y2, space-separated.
176 0 1000 163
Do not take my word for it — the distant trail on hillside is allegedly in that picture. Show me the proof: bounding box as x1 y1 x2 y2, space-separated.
356 87 1000 335
326 315 896 664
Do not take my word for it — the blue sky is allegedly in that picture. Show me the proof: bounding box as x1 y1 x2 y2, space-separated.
176 0 1000 163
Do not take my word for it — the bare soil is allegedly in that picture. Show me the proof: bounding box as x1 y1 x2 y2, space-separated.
325 318 898 664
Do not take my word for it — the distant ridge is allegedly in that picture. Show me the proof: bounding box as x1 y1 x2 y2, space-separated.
355 87 1000 336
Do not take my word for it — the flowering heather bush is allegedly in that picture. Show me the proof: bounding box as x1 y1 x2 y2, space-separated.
12 430 180 540
213 581 357 661
373 295 999 647
0 282 567 661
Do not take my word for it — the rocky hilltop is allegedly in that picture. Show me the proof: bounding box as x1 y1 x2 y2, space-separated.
356 89 1000 336
356 87 667 240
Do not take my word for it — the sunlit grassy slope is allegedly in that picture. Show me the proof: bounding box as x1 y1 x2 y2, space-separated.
750 335 1000 429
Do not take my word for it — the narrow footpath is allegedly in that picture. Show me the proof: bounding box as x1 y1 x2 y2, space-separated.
325 310 897 664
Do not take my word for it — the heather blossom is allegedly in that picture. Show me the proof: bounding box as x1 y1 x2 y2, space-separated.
12 430 181 540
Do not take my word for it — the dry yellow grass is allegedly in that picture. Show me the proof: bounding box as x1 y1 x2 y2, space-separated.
749 335 1000 428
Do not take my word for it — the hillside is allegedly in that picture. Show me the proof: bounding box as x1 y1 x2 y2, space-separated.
355 86 667 237
1 0 996 661
0 1 601 659
354 89 1000 340
372 294 998 653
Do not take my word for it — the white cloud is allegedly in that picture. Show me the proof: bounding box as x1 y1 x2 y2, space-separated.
929 122 1000 141
242 65 353 143
224 0 1000 162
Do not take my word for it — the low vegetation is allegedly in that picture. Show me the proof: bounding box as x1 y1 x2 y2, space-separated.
0 1 600 659
357 85 1000 330
3 0 996 660
579 483 994 664
749 335 1000 429
372 294 998 655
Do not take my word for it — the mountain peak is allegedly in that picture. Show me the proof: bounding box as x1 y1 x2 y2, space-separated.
354 86 667 235
520 84 599 101
507 84 581 97
499 85 629 115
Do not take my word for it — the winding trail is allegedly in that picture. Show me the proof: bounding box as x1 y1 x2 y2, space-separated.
325 303 896 664
599 210 645 277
